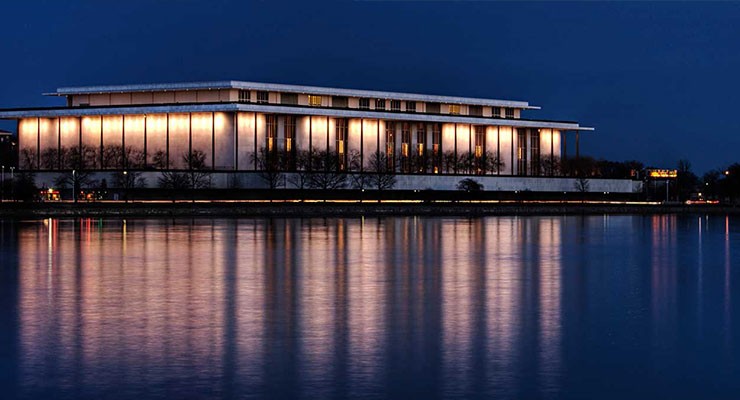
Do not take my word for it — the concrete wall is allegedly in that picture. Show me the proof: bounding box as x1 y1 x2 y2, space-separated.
30 170 641 193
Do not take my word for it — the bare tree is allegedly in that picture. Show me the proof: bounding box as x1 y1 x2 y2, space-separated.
540 155 561 176
40 148 58 169
575 177 590 193
483 151 505 175
443 150 456 174
309 149 347 190
288 149 312 189
251 147 284 190
151 149 167 169
348 149 371 190
20 148 37 170
367 151 396 191
185 149 212 189
158 171 190 190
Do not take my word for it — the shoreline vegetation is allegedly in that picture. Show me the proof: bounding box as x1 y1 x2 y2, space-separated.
0 201 737 218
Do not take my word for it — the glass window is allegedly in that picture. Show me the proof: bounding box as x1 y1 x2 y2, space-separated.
505 108 515 118
332 96 348 108
449 104 460 115
491 107 501 118
432 123 441 174
238 90 250 103
400 123 411 173
359 98 370 110
426 102 440 114
336 118 347 171
266 115 277 153
308 95 322 107
257 91 269 104
285 116 296 170
385 121 395 170
474 126 485 175
375 99 386 110
281 93 297 105
406 101 416 112
391 100 401 111
531 130 540 176
469 105 482 116
517 128 527 176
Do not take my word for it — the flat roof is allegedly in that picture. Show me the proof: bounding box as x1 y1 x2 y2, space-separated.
45 80 539 110
0 103 593 131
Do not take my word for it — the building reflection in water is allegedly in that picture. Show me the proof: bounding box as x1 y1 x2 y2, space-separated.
15 216 569 398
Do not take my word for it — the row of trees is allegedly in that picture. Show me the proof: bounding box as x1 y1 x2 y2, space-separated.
254 148 396 190
20 145 205 171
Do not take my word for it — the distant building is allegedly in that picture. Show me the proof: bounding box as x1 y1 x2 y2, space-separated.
0 81 637 192
0 130 17 169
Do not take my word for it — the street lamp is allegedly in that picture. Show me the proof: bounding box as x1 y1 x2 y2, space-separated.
1 165 4 202
123 171 128 203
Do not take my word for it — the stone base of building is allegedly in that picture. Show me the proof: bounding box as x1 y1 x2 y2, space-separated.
28 171 642 194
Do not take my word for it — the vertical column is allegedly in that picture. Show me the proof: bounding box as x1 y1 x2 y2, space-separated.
36 117 40 168
166 114 170 169
360 118 364 172
212 112 216 170
550 129 554 176
188 113 193 170
143 115 148 166
497 126 500 176
234 112 238 171
57 117 61 169
454 123 457 174
122 115 126 169
78 116 82 170
575 131 580 160
510 127 514 176
99 117 104 167
253 113 257 170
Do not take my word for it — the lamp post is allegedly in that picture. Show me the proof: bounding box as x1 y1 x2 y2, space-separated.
123 171 128 203
1 165 4 202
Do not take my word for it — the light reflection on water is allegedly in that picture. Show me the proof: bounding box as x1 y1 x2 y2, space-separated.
1 215 740 399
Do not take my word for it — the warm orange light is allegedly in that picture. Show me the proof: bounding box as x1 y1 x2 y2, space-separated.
647 169 678 179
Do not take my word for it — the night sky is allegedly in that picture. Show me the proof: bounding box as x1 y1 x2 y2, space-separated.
1 1 738 174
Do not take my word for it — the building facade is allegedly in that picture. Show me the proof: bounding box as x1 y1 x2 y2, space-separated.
0 81 636 192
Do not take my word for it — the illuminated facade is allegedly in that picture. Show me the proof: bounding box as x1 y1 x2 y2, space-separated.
0 81 635 191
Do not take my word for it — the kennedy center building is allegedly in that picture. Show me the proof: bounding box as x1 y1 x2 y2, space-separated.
0 81 637 192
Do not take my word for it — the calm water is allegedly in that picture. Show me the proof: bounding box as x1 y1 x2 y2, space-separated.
0 215 739 399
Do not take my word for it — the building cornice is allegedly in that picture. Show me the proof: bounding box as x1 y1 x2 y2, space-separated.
45 80 538 109
0 103 593 131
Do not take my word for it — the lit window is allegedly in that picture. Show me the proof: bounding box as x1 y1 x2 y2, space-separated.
449 104 460 115
266 115 277 153
359 98 370 110
406 101 416 112
336 119 347 171
238 90 250 103
375 99 386 110
391 100 401 111
257 91 269 104
308 95 322 107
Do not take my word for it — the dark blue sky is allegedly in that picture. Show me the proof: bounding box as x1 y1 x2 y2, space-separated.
1 1 738 174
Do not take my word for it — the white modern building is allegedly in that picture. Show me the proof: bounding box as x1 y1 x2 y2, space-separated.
0 81 637 192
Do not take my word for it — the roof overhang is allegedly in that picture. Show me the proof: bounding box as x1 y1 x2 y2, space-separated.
44 80 539 110
0 103 594 131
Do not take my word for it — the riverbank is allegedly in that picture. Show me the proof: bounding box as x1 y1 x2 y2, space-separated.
0 201 737 218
